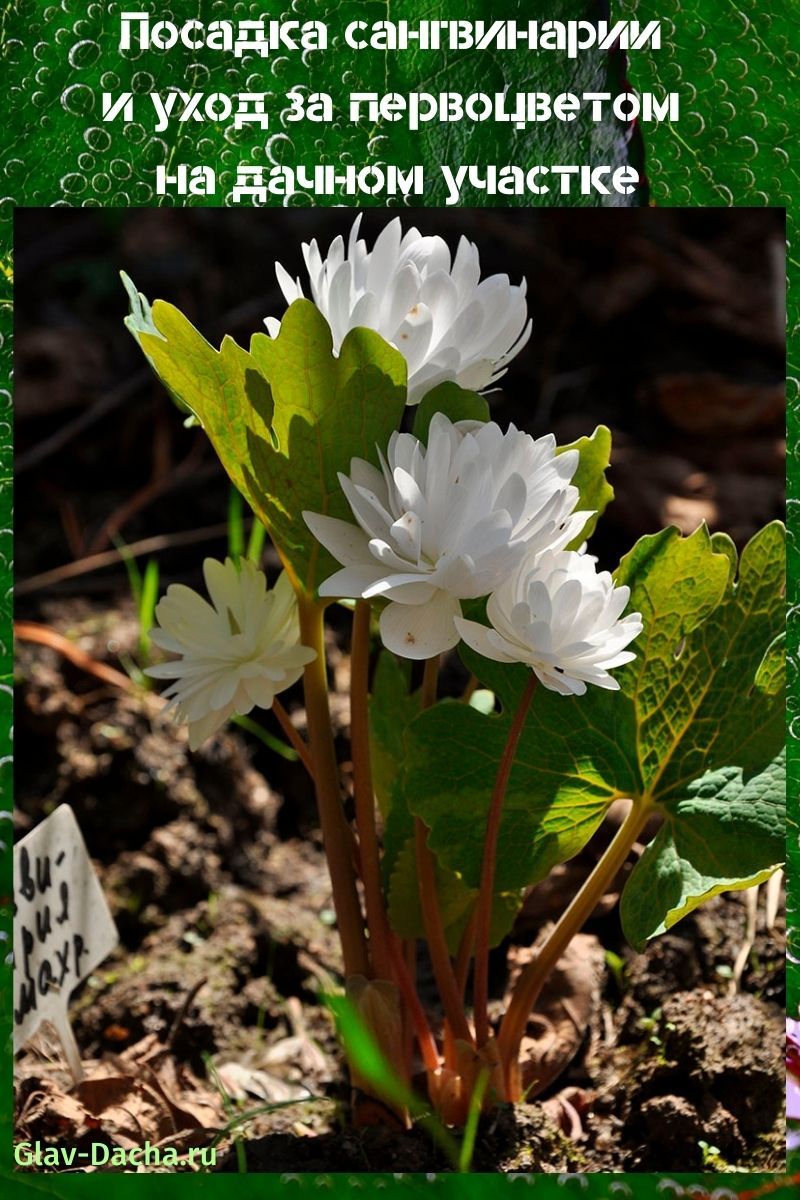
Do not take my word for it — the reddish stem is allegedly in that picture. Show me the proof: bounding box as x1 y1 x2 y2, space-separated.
473 673 537 1047
388 940 440 1074
350 601 393 980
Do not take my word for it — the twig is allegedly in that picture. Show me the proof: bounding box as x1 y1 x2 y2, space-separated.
730 885 760 994
15 621 135 691
16 371 150 473
765 868 783 930
165 977 207 1051
16 521 247 596
85 436 207 556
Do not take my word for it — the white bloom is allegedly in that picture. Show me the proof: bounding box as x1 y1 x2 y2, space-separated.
146 560 315 750
266 215 532 405
303 414 589 660
456 549 643 695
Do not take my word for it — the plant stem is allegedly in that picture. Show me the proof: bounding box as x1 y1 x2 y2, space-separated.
415 817 473 1046
271 698 315 777
350 601 393 980
414 653 473 1047
473 673 537 1047
497 798 650 1097
454 907 477 1000
420 654 440 709
298 596 369 979
389 939 440 1074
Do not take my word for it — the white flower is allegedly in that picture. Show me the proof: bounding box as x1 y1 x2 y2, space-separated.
456 549 643 695
303 414 588 660
146 560 315 750
266 215 532 405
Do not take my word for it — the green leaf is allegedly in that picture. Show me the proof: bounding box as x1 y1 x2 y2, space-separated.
371 652 518 951
121 270 160 344
401 522 785 947
369 651 420 820
615 522 785 800
134 296 408 593
387 837 520 954
411 382 490 444
621 752 785 947
557 424 614 548
121 270 196 423
401 674 638 898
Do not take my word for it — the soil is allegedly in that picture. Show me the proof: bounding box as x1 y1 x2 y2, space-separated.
13 208 786 1173
13 611 786 1173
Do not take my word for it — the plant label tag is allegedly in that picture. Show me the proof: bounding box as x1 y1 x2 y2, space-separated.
13 804 118 1081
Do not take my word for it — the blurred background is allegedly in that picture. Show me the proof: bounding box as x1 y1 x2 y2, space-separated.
12 209 787 1171
15 206 785 593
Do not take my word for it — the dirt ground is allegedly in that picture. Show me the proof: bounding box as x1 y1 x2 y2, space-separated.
13 607 785 1173
13 208 786 1172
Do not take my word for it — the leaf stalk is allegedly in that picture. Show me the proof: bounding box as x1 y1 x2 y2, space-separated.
473 673 538 1047
298 596 369 979
497 797 650 1097
350 601 393 980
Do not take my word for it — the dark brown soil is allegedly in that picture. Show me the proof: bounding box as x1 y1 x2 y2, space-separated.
13 609 786 1173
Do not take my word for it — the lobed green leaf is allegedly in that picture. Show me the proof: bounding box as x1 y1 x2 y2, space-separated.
556 424 614 548
131 294 408 594
398 522 786 949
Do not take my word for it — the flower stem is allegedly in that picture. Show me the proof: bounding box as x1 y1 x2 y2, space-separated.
497 798 650 1097
473 673 537 1047
350 601 393 980
414 654 473 1048
454 907 478 1000
420 654 440 709
298 596 369 979
271 698 315 778
389 939 440 1074
414 818 473 1046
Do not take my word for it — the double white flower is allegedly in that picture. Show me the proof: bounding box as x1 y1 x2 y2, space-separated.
147 559 315 750
304 414 588 660
456 549 644 695
267 215 531 405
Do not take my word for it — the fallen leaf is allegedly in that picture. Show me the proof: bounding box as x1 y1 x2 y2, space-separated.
507 932 605 1099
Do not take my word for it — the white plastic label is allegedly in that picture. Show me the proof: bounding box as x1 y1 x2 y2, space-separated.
13 804 119 1079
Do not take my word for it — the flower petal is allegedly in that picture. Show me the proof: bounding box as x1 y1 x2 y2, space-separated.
379 592 462 660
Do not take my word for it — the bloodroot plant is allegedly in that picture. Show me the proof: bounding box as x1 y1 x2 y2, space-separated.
123 217 785 1129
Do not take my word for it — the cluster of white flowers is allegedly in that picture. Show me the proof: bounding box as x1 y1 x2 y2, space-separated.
305 415 588 659
150 217 642 746
304 411 642 690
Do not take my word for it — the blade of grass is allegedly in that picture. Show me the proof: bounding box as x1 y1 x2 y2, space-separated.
205 1057 248 1174
458 1068 489 1173
207 1094 334 1153
232 713 300 762
246 517 268 565
323 991 464 1170
228 486 245 563
138 558 159 666
112 532 143 608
